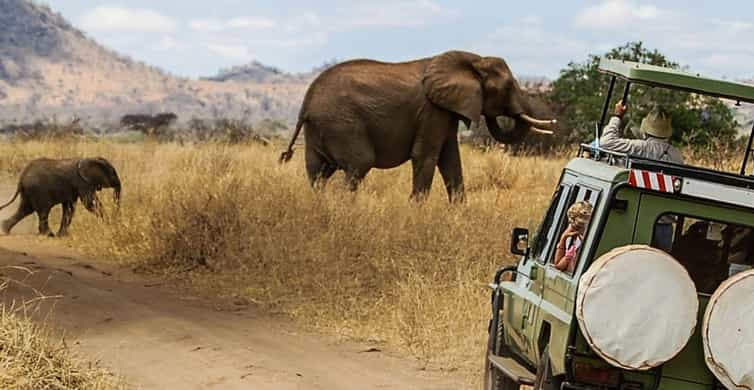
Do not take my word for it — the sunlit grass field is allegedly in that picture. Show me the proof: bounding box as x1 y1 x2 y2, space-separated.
0 139 740 385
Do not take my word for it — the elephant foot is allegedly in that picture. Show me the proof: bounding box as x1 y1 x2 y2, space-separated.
409 191 430 203
1 220 10 235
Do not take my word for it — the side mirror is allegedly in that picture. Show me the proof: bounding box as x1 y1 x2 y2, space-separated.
510 227 529 256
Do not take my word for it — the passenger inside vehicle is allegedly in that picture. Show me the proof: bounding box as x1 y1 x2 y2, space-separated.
669 221 727 294
723 226 754 277
554 201 593 274
656 217 750 294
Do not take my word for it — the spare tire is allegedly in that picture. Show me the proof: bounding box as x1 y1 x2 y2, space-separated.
576 245 698 370
702 269 754 390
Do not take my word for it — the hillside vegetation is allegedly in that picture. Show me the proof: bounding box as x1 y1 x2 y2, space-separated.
0 0 311 126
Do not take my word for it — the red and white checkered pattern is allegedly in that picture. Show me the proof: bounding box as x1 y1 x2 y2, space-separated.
629 169 676 193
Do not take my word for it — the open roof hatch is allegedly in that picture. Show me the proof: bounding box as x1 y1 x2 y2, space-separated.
592 58 754 176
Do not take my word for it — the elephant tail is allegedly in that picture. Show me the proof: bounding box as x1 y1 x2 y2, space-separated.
0 187 19 210
279 117 305 164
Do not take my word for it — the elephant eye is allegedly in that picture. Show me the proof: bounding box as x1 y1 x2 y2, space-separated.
486 79 504 94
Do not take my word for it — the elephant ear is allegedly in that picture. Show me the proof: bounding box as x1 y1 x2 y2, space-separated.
77 158 107 189
422 51 484 127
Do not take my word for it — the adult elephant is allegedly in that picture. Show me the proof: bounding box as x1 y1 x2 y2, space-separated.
0 157 121 236
279 50 556 202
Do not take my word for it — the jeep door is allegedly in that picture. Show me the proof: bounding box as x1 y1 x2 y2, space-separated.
537 183 601 374
503 176 573 364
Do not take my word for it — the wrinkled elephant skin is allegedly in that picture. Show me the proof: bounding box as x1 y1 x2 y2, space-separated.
0 157 121 236
280 50 556 202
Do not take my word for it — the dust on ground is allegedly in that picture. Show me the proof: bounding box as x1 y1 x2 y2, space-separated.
0 234 466 389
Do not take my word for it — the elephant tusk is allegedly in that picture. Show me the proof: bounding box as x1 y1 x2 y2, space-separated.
519 113 557 130
531 127 554 135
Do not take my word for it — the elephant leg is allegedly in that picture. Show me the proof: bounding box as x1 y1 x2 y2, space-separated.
57 202 74 236
341 149 374 192
438 137 465 203
410 155 439 201
410 120 451 201
36 207 53 237
306 148 337 189
317 124 375 192
344 166 371 192
2 197 33 234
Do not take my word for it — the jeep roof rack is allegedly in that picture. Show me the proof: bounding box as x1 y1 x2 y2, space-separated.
598 59 754 104
589 58 754 176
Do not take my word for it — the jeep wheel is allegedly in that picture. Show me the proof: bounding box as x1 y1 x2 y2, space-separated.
483 314 518 390
533 345 561 390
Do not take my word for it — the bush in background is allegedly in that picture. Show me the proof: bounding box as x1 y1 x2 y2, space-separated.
549 41 739 146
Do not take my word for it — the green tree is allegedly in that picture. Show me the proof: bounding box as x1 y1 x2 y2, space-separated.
549 42 738 146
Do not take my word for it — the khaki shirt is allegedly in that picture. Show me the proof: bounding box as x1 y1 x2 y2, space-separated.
599 116 684 164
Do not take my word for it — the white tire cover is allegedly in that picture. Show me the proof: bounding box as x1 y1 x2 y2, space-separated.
576 245 698 370
703 269 754 390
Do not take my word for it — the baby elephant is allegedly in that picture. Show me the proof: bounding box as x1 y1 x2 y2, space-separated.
0 157 121 237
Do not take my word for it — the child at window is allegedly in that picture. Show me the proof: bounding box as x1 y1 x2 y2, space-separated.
554 201 593 274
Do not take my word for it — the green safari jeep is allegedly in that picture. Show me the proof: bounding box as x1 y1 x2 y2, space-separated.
483 59 754 390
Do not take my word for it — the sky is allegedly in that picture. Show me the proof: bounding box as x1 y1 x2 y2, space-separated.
41 0 754 80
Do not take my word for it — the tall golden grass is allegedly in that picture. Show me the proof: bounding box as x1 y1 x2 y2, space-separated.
0 140 740 385
0 268 126 390
0 309 127 389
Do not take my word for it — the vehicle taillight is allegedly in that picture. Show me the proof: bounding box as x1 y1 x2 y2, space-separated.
573 362 621 387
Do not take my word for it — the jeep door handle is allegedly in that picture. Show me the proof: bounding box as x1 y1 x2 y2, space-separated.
530 264 539 280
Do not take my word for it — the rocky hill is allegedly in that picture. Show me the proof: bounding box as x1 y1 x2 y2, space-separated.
3 0 751 136
0 0 312 128
202 61 289 83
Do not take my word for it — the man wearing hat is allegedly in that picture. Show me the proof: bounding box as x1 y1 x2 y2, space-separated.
599 101 683 251
599 101 683 164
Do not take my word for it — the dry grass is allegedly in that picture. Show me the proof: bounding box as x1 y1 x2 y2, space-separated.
0 139 738 385
0 270 126 390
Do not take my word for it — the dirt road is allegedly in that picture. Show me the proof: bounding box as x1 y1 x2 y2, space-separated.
0 235 466 389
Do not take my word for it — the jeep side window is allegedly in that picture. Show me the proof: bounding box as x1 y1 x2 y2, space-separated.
532 184 571 262
549 186 599 276
654 214 754 294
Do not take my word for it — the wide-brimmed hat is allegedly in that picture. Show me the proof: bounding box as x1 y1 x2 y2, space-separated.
568 201 593 231
640 107 673 139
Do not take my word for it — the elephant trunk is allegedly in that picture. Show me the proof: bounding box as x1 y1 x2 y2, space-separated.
485 115 531 144
485 113 558 144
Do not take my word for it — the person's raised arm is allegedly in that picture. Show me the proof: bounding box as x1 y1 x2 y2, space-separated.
599 101 646 155
554 226 578 270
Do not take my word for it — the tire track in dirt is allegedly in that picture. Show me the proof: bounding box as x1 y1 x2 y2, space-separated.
0 237 465 389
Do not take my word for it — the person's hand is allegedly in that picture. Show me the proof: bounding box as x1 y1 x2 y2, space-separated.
614 101 628 117
560 225 580 244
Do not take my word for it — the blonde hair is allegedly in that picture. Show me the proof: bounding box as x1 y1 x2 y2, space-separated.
568 201 593 232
